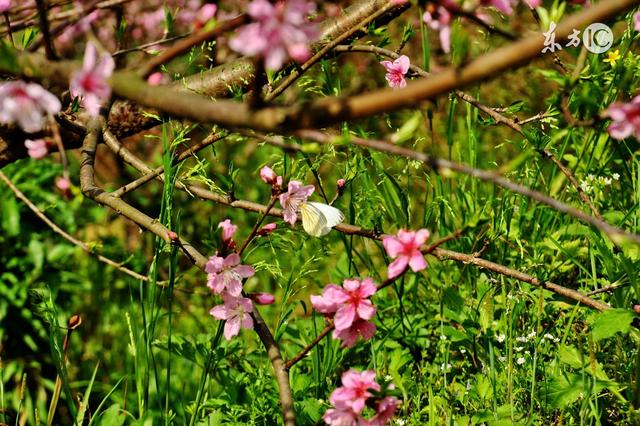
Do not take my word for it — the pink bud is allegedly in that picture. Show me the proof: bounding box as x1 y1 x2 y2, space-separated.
634 305 640 315
0 0 10 13
258 223 277 236
194 3 217 29
251 292 275 305
24 139 48 159
218 219 237 243
167 231 179 241
147 72 168 86
55 177 70 191
260 166 278 184
336 178 346 189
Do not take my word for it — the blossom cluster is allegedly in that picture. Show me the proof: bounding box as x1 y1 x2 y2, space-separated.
229 0 319 70
311 278 378 347
323 370 399 426
206 219 273 340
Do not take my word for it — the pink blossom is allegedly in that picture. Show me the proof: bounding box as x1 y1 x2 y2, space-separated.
210 294 254 340
333 318 377 348
218 219 238 243
167 230 179 241
330 370 380 414
0 0 10 13
193 3 217 29
380 55 410 88
634 12 640 32
634 305 640 315
260 165 283 187
250 292 275 305
0 81 61 133
229 0 319 70
337 178 346 189
367 397 399 426
322 405 361 425
205 253 255 297
279 180 315 225
390 0 408 4
147 72 169 86
258 222 277 235
604 95 640 140
382 229 430 279
24 139 48 159
55 176 71 191
70 42 115 116
423 7 452 53
311 278 378 347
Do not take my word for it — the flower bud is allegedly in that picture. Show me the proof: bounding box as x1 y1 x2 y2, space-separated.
251 292 275 305
258 222 277 236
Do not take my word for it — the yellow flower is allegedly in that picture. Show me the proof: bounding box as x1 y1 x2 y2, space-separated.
603 49 621 65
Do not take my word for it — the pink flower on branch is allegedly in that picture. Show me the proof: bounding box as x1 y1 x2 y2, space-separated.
382 229 430 279
250 292 276 305
206 253 255 297
423 6 452 53
0 0 10 13
323 370 399 425
258 222 277 235
380 55 410 88
218 219 238 244
210 294 254 340
0 81 61 133
603 95 640 141
229 0 319 70
635 12 640 32
70 42 115 116
279 180 315 225
260 165 283 188
311 278 377 347
24 139 48 159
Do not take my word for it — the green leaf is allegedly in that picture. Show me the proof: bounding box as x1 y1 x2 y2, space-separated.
591 308 636 341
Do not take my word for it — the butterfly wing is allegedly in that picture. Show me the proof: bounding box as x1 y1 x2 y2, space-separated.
299 202 328 237
301 202 345 237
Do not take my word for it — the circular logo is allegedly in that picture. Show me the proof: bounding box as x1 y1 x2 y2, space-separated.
582 23 613 54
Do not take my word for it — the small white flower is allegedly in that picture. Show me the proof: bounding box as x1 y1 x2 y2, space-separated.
384 374 393 382
498 356 507 362
613 173 620 180
466 381 472 391
543 333 554 340
440 335 447 341
395 419 407 426
527 331 536 340
517 357 526 365
602 177 612 185
440 363 452 371
554 337 560 343
587 174 595 181
515 346 524 352
525 350 530 355
497 334 506 343
516 336 527 343
460 348 467 354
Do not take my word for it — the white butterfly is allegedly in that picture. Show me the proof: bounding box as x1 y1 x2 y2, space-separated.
299 201 345 237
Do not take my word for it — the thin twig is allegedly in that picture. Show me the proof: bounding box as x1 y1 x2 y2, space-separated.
102 132 612 312
238 195 279 256
34 0 57 59
112 131 227 198
297 130 638 245
335 44 603 223
0 170 148 282
139 14 249 78
79 120 295 426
